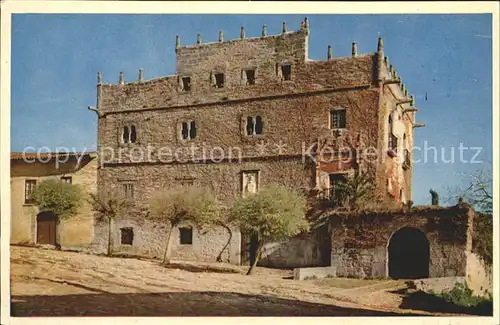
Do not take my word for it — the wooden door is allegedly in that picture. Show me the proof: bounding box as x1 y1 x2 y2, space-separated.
36 212 57 245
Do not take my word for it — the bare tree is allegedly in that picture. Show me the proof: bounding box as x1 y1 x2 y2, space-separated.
147 186 222 265
447 168 492 214
89 190 133 256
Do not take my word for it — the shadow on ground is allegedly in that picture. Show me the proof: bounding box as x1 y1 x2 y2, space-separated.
162 262 241 274
12 291 419 317
391 289 493 316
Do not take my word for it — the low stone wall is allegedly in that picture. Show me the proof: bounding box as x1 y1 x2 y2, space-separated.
407 277 466 294
331 247 386 278
258 225 330 268
92 217 241 265
293 266 337 280
329 206 472 279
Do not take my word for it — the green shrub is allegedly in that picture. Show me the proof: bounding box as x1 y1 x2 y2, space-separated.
438 282 492 311
230 184 308 275
31 179 83 218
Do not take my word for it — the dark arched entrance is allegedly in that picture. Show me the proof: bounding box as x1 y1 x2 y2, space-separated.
388 227 429 279
36 212 58 245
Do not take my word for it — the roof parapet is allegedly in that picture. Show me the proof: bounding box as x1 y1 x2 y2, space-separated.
177 18 310 49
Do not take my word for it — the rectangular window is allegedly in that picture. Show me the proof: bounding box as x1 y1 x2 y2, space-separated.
329 173 347 202
245 69 256 85
25 179 37 204
179 227 193 245
121 125 137 144
181 121 196 140
182 77 191 92
215 73 224 88
61 176 72 184
122 183 135 199
389 134 398 153
120 227 134 245
281 64 291 81
403 149 411 170
331 109 347 129
246 115 263 136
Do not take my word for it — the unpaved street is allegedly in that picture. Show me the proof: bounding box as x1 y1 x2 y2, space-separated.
10 246 462 316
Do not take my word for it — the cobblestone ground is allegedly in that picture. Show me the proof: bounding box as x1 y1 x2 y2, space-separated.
10 246 465 317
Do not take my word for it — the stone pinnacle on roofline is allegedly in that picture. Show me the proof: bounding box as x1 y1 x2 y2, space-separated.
352 42 358 57
377 37 384 52
138 69 144 82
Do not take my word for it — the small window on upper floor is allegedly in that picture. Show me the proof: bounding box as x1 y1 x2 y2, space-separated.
246 115 263 136
122 125 137 144
330 109 346 129
122 126 130 143
281 64 292 81
389 134 398 153
25 179 37 204
181 121 197 140
130 125 137 143
400 189 406 204
245 69 256 85
122 183 135 199
182 77 191 92
61 176 72 184
215 73 225 88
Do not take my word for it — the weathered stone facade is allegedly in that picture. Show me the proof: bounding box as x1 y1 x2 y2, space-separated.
92 19 421 265
10 153 97 251
259 223 331 268
91 216 242 264
329 205 474 279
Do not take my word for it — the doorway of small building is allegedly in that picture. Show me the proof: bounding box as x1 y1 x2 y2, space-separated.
388 227 430 279
36 212 58 246
240 231 259 265
248 232 259 266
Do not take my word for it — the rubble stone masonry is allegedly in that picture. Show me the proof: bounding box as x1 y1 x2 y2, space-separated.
94 19 419 263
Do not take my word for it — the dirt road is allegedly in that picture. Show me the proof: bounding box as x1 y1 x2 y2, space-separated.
9 246 461 316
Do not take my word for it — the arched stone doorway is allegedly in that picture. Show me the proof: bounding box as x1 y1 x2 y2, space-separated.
388 227 430 279
36 212 58 245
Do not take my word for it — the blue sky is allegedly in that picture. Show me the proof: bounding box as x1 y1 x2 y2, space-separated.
11 14 493 205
